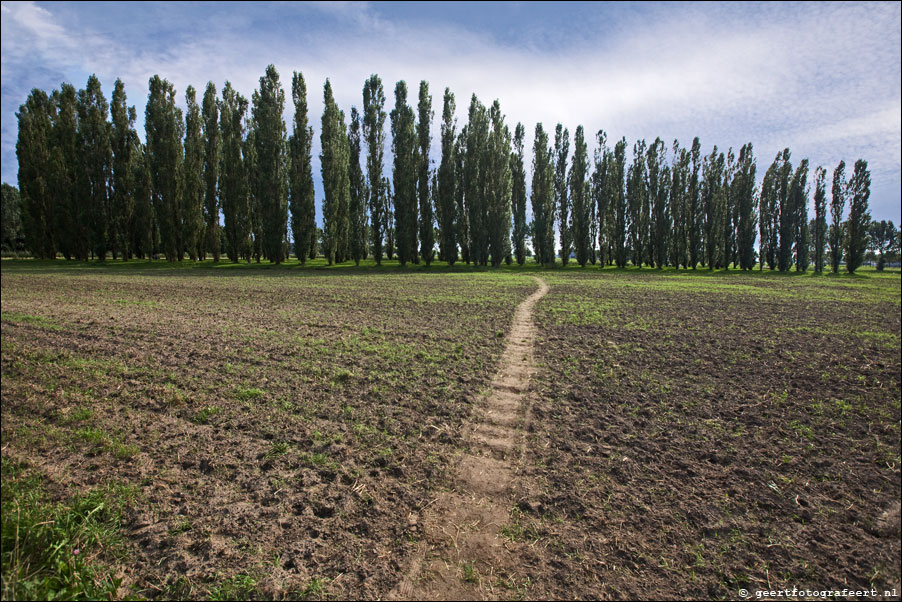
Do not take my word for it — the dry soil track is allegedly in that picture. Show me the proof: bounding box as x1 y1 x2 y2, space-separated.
391 275 549 600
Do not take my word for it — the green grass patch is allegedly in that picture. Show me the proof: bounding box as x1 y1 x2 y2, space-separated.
1 456 137 601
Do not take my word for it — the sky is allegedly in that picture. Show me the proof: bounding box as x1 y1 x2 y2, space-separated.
2 1 900 223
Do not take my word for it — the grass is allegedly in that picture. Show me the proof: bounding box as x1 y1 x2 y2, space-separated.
0 456 137 601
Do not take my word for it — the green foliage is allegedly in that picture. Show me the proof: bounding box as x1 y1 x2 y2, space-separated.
570 125 591 267
348 106 368 265
829 161 846 273
289 71 316 264
390 80 418 266
252 65 289 264
1 457 134 601
437 88 458 265
628 138 648 266
464 95 490 265
531 123 555 266
219 81 250 263
78 75 114 262
17 88 55 259
416 81 435 265
511 122 527 265
363 74 387 264
183 85 205 260
1 183 26 255
554 124 571 265
321 79 351 265
202 81 221 261
485 100 512 267
110 79 137 260
733 143 757 271
812 166 827 272
145 75 185 261
845 159 871 274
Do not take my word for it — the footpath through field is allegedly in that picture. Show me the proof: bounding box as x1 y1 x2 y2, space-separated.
391 275 549 600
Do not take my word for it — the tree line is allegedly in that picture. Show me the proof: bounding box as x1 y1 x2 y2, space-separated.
12 66 893 273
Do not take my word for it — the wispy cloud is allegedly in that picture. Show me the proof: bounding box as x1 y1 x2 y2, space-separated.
2 1 899 220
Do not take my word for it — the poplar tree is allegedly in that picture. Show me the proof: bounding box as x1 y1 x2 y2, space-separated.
670 141 689 268
110 79 136 259
612 138 628 268
845 159 870 274
201 82 221 261
1 184 25 255
627 139 648 266
592 130 610 266
219 81 250 262
569 125 590 266
437 88 457 264
132 142 154 258
759 158 779 270
530 124 555 266
289 72 316 264
554 124 570 265
321 79 350 264
78 75 113 260
455 127 470 263
416 81 435 264
245 120 262 262
390 81 418 265
702 146 724 269
16 89 55 259
252 65 288 263
363 75 387 264
776 149 794 272
511 122 527 265
647 138 670 269
145 75 184 261
464 97 490 265
485 100 512 267
791 159 810 272
829 160 846 273
183 85 205 260
733 143 758 270
687 137 702 268
348 106 367 265
49 84 81 259
812 166 827 273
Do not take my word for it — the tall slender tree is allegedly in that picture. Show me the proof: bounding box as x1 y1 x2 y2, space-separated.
201 82 221 261
252 65 288 263
348 106 367 265
812 166 827 273
612 138 628 268
791 159 810 272
455 126 470 264
363 75 387 264
627 139 648 266
570 125 590 266
110 79 136 259
776 149 795 272
289 72 316 264
145 75 184 261
485 100 512 267
78 75 113 260
219 81 250 262
49 84 81 259
592 130 610 266
531 123 555 266
845 159 870 274
687 137 702 268
829 160 846 273
554 124 570 265
437 88 457 264
131 142 154 258
183 85 205 260
321 79 351 264
510 122 527 265
16 89 55 259
415 81 435 265
733 143 758 270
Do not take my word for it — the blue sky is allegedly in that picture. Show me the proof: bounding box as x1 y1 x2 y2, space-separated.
2 1 900 223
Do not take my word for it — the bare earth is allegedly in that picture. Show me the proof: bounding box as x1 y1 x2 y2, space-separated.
393 275 550 600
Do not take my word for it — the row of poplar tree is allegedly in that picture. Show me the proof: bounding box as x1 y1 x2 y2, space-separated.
15 65 874 271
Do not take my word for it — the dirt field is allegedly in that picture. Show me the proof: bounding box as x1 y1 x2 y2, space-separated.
2 262 900 600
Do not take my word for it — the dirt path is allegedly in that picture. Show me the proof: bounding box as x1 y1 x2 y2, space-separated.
391 276 549 600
